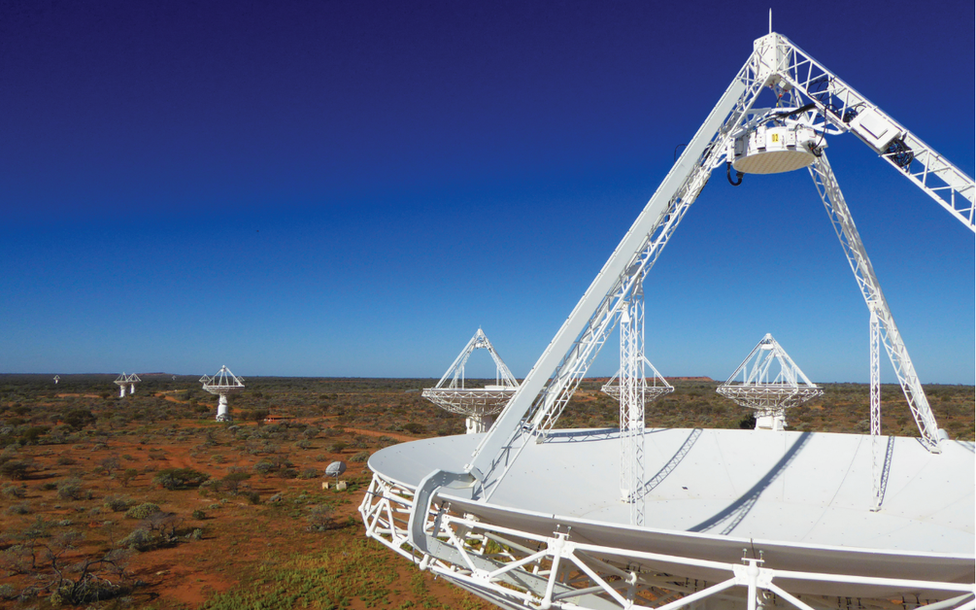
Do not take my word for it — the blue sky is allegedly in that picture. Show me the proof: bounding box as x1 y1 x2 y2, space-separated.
0 0 972 384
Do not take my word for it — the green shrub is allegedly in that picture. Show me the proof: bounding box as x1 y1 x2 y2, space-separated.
0 460 31 480
0 583 16 600
350 451 370 463
221 472 251 493
153 468 210 490
118 528 156 551
403 422 426 435
1 484 25 499
104 495 134 512
6 502 30 515
63 408 96 430
125 502 161 520
306 504 337 531
56 477 84 500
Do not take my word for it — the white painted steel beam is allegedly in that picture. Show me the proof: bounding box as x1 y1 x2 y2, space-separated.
808 155 943 451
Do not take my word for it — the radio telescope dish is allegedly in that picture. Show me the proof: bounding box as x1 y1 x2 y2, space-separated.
717 333 823 431
53 375 59 385
422 329 519 434
200 365 244 421
361 29 975 610
113 373 129 398
325 461 346 478
114 373 141 397
126 373 141 395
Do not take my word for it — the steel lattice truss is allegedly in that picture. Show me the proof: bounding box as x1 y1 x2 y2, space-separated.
114 372 141 396
717 385 821 412
364 30 976 610
761 35 975 228
458 31 972 499
360 473 973 610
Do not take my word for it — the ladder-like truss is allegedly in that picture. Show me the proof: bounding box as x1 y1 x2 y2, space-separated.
600 283 674 526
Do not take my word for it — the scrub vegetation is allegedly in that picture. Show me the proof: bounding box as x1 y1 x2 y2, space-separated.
0 373 971 608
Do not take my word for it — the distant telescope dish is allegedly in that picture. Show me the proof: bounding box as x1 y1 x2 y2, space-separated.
716 333 822 431
325 461 347 478
114 373 141 397
53 375 60 385
200 365 245 421
422 328 519 434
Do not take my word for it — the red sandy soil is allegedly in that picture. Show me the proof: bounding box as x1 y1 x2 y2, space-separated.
0 423 418 609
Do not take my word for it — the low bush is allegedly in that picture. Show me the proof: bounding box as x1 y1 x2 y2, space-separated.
0 460 31 480
56 477 84 500
403 422 426 435
1 484 25 499
306 504 337 531
153 468 210 490
6 502 30 515
125 502 161 520
104 495 134 512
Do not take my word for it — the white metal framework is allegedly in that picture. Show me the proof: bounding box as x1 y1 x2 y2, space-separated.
422 329 519 434
362 30 975 610
361 469 973 610
200 365 245 421
600 283 674 526
717 334 822 431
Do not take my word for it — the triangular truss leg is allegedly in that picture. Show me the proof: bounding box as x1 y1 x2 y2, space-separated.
808 155 943 452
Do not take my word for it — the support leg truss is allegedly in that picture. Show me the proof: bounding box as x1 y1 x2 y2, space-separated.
807 155 943 452
618 284 647 526
360 472 974 610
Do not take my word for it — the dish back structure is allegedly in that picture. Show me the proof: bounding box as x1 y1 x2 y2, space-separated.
360 30 975 610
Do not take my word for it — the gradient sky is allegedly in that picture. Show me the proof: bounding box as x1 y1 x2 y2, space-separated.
0 0 973 384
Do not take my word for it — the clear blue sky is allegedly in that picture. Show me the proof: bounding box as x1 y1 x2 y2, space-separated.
0 0 972 384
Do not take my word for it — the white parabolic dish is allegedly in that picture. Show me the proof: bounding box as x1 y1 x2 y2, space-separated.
366 428 974 597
